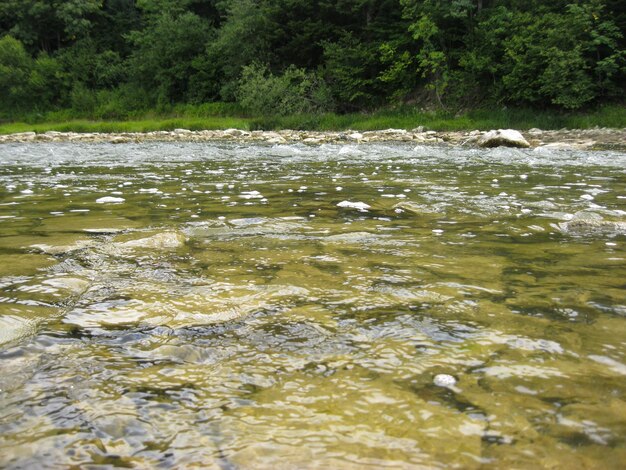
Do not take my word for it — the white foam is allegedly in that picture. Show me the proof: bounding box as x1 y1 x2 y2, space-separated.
239 190 263 199
337 201 371 211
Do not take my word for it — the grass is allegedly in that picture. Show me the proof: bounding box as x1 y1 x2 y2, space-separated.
1 104 624 135
0 117 251 135
250 105 626 131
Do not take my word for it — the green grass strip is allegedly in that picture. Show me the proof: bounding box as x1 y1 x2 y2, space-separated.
1 105 624 135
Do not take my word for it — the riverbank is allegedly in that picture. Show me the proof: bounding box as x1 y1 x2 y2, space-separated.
1 127 625 151
2 105 625 136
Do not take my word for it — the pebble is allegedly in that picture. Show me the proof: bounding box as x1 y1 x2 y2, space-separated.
433 374 457 388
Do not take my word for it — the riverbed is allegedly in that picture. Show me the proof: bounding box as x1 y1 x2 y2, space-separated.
0 142 625 468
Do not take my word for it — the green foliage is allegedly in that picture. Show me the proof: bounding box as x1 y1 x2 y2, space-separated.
0 0 624 118
237 63 333 116
409 13 449 106
170 102 246 117
127 11 213 106
378 42 418 102
322 35 382 111
56 0 102 39
400 0 625 110
1 104 625 135
0 0 101 53
0 36 67 115
204 0 279 101
496 2 625 109
0 36 32 113
56 39 126 89
30 54 68 107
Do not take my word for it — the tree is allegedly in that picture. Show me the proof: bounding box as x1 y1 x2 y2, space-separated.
0 36 33 112
0 0 102 53
204 0 280 100
0 36 67 115
127 11 212 105
496 1 624 108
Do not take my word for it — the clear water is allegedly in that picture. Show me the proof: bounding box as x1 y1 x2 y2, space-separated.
0 142 625 468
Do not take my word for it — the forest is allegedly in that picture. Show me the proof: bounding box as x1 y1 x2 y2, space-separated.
0 0 624 121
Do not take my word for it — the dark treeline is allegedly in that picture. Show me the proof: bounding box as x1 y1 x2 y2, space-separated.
0 0 624 119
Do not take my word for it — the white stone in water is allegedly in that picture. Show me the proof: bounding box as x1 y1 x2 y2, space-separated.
433 374 457 388
337 200 371 211
96 196 125 204
478 129 530 148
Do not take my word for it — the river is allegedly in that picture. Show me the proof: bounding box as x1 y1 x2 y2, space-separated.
0 142 625 468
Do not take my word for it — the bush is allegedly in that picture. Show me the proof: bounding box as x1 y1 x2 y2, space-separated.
0 36 69 116
93 85 151 119
236 63 334 116
70 83 98 114
0 36 34 115
170 102 246 118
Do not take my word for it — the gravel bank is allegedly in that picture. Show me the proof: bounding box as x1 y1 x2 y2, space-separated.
1 127 624 150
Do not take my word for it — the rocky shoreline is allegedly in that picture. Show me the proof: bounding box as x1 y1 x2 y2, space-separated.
1 127 625 150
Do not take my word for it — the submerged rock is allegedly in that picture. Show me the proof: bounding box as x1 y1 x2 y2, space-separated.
31 240 96 255
478 129 530 148
393 201 440 215
556 213 626 236
324 231 380 244
117 232 187 249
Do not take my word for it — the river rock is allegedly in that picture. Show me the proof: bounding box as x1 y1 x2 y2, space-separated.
2 128 626 150
12 132 37 141
117 231 187 249
31 240 96 255
267 136 287 144
555 213 626 236
478 129 530 148
393 201 439 215
224 128 245 137
434 374 457 388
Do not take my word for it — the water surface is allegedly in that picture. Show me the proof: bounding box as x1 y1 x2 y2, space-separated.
0 142 625 468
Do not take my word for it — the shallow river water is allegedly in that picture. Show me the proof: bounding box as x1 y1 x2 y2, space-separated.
0 142 625 468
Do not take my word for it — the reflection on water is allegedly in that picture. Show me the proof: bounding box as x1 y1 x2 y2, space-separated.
0 142 625 468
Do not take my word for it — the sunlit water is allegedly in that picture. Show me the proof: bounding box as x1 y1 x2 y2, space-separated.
0 142 625 468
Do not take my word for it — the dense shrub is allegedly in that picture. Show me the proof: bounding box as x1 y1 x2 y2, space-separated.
0 36 67 116
237 64 334 116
